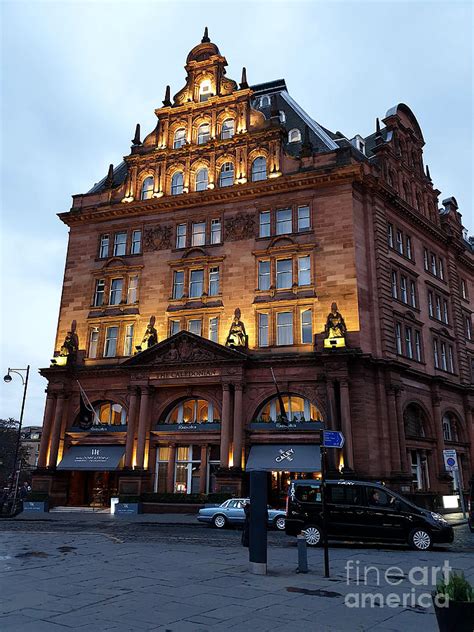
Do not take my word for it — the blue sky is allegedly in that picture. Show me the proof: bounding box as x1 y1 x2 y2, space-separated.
1 0 472 425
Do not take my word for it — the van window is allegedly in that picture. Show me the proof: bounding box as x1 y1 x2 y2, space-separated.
365 487 392 507
295 484 321 502
328 485 364 505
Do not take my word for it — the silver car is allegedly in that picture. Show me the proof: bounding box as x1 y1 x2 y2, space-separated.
197 498 286 530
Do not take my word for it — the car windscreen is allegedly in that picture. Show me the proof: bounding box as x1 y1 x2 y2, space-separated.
294 483 321 503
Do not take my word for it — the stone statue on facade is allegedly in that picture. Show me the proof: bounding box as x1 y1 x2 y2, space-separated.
140 316 158 350
225 308 248 348
324 303 347 348
59 320 79 360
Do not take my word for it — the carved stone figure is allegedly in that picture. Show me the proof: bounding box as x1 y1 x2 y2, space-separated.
141 316 158 349
143 225 173 251
59 320 79 358
224 213 255 241
324 302 347 339
226 308 248 348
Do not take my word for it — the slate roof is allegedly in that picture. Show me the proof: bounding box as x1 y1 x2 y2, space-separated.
87 161 128 194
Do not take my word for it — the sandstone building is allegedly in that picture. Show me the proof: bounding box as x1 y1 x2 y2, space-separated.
34 30 474 508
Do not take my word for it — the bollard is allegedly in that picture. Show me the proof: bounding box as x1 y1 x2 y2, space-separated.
296 533 308 573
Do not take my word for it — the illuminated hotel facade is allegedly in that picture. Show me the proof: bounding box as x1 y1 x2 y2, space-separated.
34 31 474 507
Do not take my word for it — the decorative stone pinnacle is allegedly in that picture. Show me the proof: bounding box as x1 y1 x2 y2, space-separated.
163 85 172 107
132 123 141 146
202 26 210 43
105 164 114 188
240 67 248 89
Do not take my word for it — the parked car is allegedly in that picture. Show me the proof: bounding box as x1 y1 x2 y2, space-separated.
285 479 454 550
197 498 286 530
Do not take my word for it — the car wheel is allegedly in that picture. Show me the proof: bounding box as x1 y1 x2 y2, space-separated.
303 525 323 547
212 514 227 529
409 528 432 550
274 516 286 531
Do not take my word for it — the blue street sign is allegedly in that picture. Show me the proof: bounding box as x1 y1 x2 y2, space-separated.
323 430 345 449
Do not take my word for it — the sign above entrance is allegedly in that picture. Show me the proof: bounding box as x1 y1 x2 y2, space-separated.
245 444 321 472
57 445 125 471
148 368 220 380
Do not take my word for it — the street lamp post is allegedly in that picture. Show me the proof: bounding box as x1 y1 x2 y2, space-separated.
3 365 30 514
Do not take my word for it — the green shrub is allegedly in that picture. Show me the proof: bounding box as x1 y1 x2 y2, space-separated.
436 572 474 603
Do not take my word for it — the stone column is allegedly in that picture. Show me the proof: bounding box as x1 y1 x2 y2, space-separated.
394 387 409 473
167 444 176 492
339 380 354 470
386 386 401 472
199 444 209 494
232 384 243 469
220 383 231 467
48 393 66 468
37 391 56 468
124 387 139 468
431 386 447 476
135 387 152 469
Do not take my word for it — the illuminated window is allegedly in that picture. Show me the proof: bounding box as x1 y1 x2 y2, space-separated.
196 168 208 191
93 279 105 307
173 271 184 299
170 320 181 336
188 319 202 336
141 177 154 200
124 324 134 356
109 278 123 305
173 128 186 149
88 327 99 359
209 317 218 343
199 80 212 102
131 230 141 254
276 311 293 345
166 398 217 424
221 119 234 139
176 223 187 249
258 313 269 347
297 206 310 231
197 123 210 145
210 219 221 244
276 259 292 289
113 232 127 257
192 222 206 247
256 395 322 423
288 128 301 143
189 269 204 297
251 157 267 181
219 162 234 187
276 208 292 234
127 276 138 304
298 256 311 286
93 401 126 425
99 234 109 258
104 326 118 358
301 309 312 344
171 172 184 195
209 267 219 296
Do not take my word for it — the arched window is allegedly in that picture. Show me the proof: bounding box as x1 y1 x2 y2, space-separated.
221 119 234 140
93 401 127 426
195 168 208 192
173 128 186 149
197 123 210 145
288 128 301 143
404 404 427 438
260 95 270 108
199 80 212 102
171 171 184 195
279 110 286 123
165 398 219 425
219 162 234 187
141 176 154 200
254 395 323 424
442 412 459 442
251 157 267 182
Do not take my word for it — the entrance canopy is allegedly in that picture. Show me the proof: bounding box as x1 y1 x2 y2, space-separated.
57 445 125 471
245 444 321 472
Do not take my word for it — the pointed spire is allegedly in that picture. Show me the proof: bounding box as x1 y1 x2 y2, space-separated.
201 26 210 43
240 67 248 89
301 125 313 157
162 85 172 107
426 164 432 182
132 123 141 146
105 164 114 188
375 118 383 145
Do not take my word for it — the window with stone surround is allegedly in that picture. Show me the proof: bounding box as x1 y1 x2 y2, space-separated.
175 218 222 248
258 204 312 238
256 253 313 293
423 247 446 282
394 320 423 362
256 307 313 348
427 289 450 325
387 222 413 260
433 336 455 373
391 268 417 308
104 326 119 357
99 229 142 259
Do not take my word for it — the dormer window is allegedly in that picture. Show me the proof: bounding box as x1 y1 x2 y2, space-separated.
171 172 184 195
219 162 234 187
260 95 270 107
221 119 234 140
173 128 186 149
251 157 267 182
141 177 154 200
279 110 286 123
199 80 212 102
197 123 210 145
288 128 301 143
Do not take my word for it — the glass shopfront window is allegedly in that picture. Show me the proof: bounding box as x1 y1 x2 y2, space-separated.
155 445 220 495
254 395 322 424
165 398 218 425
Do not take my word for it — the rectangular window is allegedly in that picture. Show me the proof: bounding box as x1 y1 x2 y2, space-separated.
94 279 105 307
189 269 204 298
298 256 311 286
209 267 219 296
405 327 413 359
210 219 221 244
131 230 142 254
410 281 416 308
301 309 312 344
276 208 292 235
387 223 394 248
395 323 402 355
99 235 109 258
259 211 271 238
113 232 127 257
400 275 407 303
435 295 442 321
258 260 271 291
423 248 429 270
176 223 187 249
466 316 472 340
276 258 292 289
104 326 118 358
433 339 439 368
406 236 412 260
440 342 447 371
109 278 123 305
443 299 449 324
438 258 444 280
209 317 218 343
276 311 293 345
192 222 206 247
461 279 468 300
430 253 437 276
188 319 202 336
297 205 310 231
173 271 184 299
428 291 434 317
127 275 138 304
258 313 269 347
89 327 99 359
170 320 181 336
391 271 398 299
396 230 403 254
415 330 422 362
124 324 134 356
448 346 454 373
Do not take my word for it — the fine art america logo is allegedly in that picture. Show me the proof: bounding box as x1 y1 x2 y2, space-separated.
275 448 295 463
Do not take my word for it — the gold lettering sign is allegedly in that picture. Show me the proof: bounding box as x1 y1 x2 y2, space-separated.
150 369 220 380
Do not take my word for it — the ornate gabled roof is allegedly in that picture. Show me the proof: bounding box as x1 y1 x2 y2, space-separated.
122 330 248 367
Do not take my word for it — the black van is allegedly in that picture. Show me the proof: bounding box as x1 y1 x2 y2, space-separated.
285 479 454 550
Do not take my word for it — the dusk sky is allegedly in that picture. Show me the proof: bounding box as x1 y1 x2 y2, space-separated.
1 0 472 425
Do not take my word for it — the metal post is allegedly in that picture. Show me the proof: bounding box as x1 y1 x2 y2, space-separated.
296 534 308 573
249 470 267 575
7 366 30 514
456 467 467 519
320 443 330 578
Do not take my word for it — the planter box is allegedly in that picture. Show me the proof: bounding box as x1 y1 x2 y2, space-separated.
433 596 474 632
115 503 142 515
22 501 49 513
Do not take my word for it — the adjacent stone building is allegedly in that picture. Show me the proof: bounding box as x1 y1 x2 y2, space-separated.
34 30 474 508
